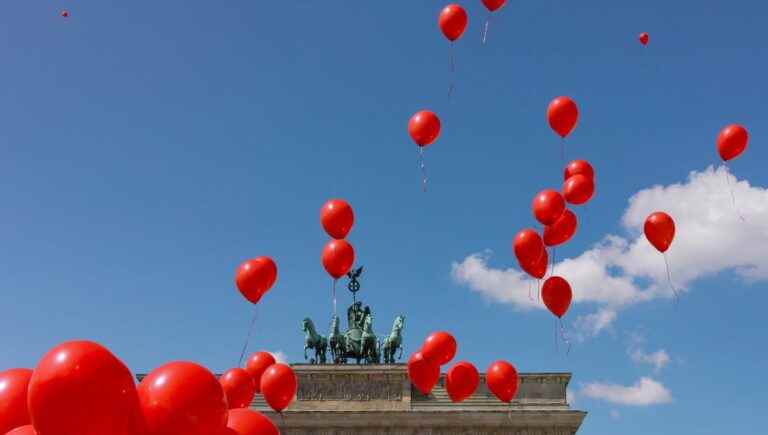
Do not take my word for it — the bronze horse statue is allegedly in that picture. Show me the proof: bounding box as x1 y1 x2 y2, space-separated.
382 315 405 364
302 318 327 364
361 314 380 364
328 315 346 363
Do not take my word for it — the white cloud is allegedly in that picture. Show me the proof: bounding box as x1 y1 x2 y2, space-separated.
630 349 670 373
452 166 768 336
270 351 288 364
566 389 577 406
580 377 672 406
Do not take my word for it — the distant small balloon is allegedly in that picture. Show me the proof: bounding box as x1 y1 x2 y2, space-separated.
408 111 441 147
717 124 749 161
532 189 566 225
563 174 595 205
644 212 675 253
520 247 548 280
543 209 577 247
541 276 573 318
639 32 649 46
482 0 507 12
547 97 579 139
563 160 594 181
61 10 70 18
438 4 469 42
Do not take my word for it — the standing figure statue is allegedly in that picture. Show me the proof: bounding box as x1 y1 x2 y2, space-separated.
302 318 327 364
328 315 346 363
382 315 406 364
361 313 380 364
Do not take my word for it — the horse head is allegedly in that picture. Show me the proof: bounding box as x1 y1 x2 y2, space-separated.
302 317 315 334
363 314 374 332
393 315 405 332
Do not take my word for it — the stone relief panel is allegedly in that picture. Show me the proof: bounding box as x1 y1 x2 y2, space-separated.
296 373 404 401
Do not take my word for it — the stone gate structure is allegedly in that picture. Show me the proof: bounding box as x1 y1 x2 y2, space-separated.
252 364 586 434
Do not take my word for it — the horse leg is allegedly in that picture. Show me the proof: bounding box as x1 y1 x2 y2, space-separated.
304 344 309 361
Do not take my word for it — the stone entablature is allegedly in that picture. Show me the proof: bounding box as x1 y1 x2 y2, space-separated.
250 364 586 434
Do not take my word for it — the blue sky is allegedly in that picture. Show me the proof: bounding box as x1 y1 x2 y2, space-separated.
1 1 767 433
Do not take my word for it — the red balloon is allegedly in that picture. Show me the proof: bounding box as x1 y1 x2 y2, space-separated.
225 409 278 435
717 124 749 161
408 110 441 147
644 212 675 253
513 229 545 268
5 425 35 435
547 97 579 138
220 368 256 409
639 32 649 46
407 352 440 395
244 352 276 393
235 257 277 304
438 4 468 42
532 189 566 225
320 199 354 239
260 363 297 412
60 11 69 18
421 331 457 366
445 361 479 403
563 174 595 205
541 276 573 318
482 0 507 12
485 360 519 403
521 247 548 279
563 159 594 181
0 368 32 434
137 361 228 435
28 341 140 435
543 209 577 247
321 239 355 279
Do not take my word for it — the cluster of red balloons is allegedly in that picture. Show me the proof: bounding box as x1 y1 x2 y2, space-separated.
407 331 457 396
320 199 356 282
0 341 295 435
509 98 597 327
406 332 520 404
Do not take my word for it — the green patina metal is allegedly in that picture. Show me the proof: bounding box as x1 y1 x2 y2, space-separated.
302 266 406 364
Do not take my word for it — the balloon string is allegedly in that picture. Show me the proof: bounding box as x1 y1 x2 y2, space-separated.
448 42 455 100
723 163 746 222
278 411 286 427
551 247 557 275
554 317 559 353
482 13 491 45
560 138 565 164
662 253 680 303
238 306 259 367
536 278 541 302
559 317 572 355
418 147 428 192
528 279 533 302
332 279 337 316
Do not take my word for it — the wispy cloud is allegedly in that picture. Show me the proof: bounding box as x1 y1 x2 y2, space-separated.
609 409 621 420
630 349 670 373
580 377 672 406
270 351 288 364
452 166 768 337
567 388 577 406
